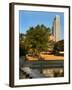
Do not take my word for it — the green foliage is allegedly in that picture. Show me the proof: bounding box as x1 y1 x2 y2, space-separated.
20 24 51 56
19 40 28 56
26 25 50 54
53 40 64 53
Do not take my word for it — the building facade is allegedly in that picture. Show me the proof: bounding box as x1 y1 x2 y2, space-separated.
52 15 61 42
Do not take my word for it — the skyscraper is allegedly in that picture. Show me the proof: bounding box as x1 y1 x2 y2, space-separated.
52 15 61 42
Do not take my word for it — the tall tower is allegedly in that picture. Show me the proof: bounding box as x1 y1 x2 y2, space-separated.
52 15 61 42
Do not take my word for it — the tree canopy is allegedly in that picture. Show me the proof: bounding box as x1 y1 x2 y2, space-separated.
20 24 51 56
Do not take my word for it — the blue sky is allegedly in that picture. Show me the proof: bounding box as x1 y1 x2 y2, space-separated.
19 10 64 39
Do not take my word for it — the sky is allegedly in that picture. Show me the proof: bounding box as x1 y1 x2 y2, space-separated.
19 10 64 39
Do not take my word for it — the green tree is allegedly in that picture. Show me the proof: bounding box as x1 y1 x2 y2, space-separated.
23 24 51 56
53 40 64 55
19 36 28 56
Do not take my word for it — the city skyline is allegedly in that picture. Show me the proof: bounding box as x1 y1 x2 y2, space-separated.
19 10 64 40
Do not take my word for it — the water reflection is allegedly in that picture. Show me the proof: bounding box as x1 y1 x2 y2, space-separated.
19 68 64 79
42 68 64 77
19 58 64 79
